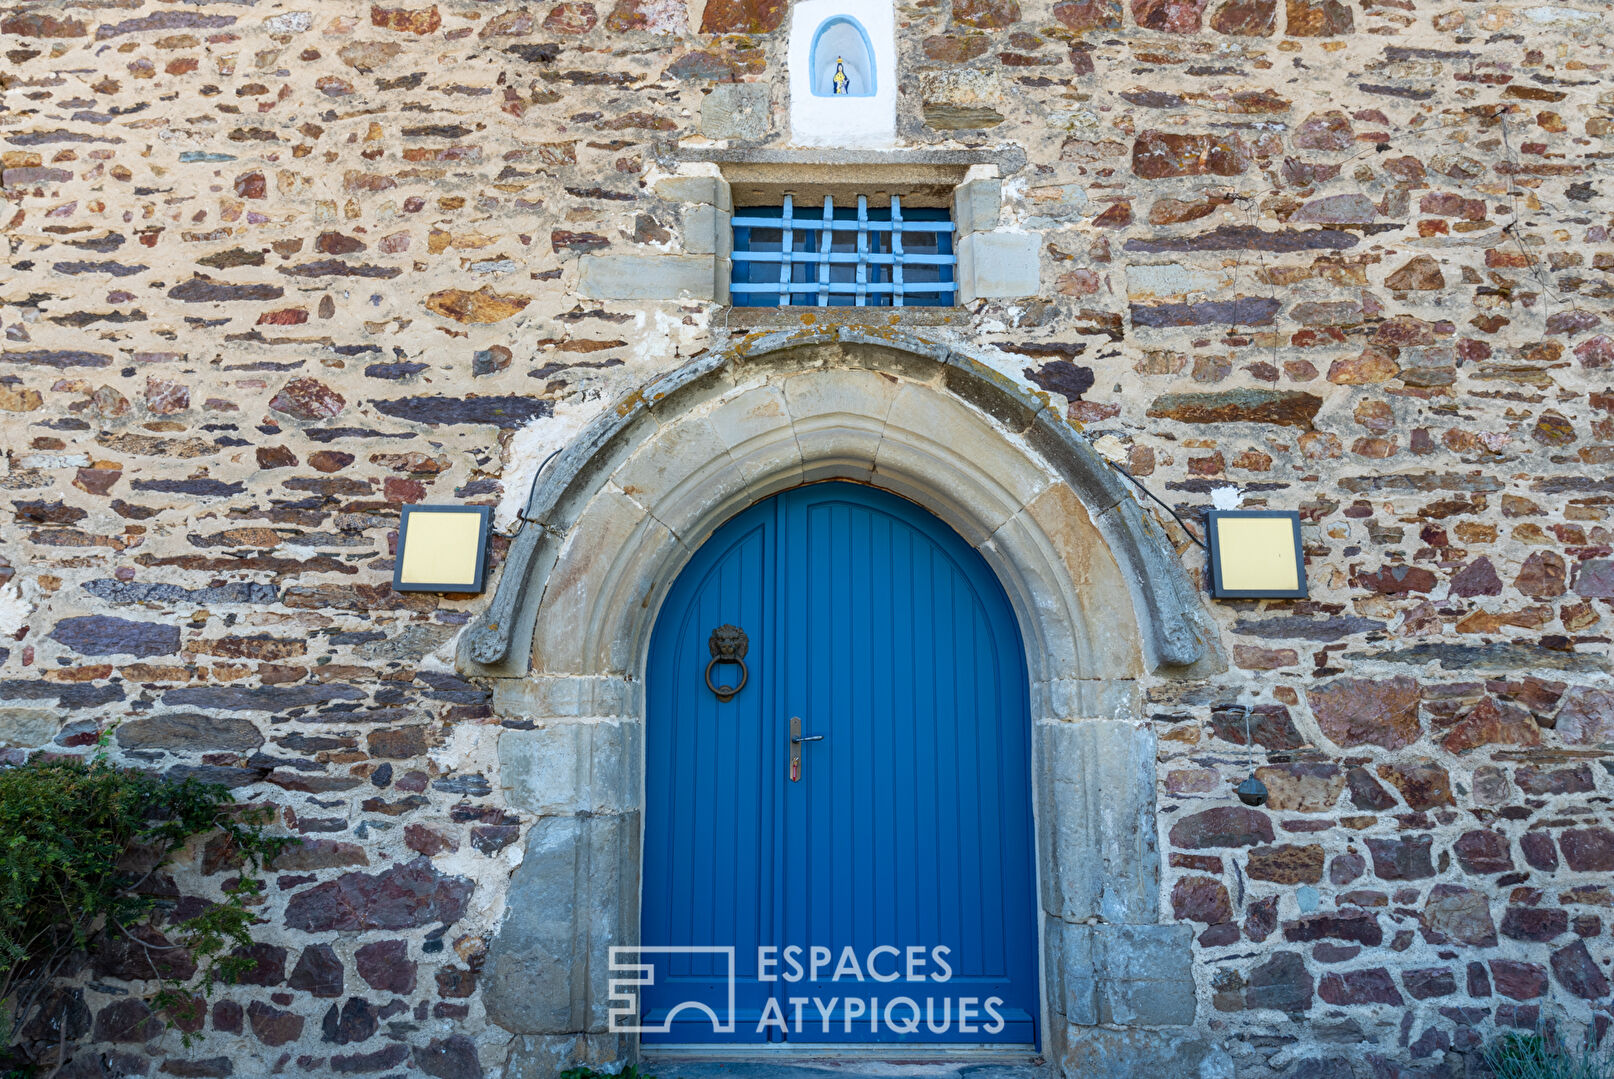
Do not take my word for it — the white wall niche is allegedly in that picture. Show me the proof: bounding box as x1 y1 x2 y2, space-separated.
788 0 896 147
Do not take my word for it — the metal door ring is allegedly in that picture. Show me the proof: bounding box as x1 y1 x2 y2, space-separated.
705 625 749 702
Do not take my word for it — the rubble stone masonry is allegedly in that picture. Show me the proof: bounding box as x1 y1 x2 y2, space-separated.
1 0 1613 1075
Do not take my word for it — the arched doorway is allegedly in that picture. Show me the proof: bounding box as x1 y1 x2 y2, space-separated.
472 339 1211 1076
641 482 1039 1049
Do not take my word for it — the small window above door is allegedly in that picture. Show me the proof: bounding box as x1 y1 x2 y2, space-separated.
730 194 957 308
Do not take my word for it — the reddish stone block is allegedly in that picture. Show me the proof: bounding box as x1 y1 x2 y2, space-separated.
405 823 459 856
1318 968 1400 1005
953 0 1021 28
1515 763 1594 795
247 1000 304 1047
1551 940 1611 999
1052 0 1123 30
1520 832 1558 872
1555 687 1614 744
1375 759 1452 810
1209 0 1275 34
413 1034 482 1079
269 377 347 422
1132 130 1249 178
1402 968 1456 1000
284 857 472 932
1442 698 1540 755
1308 676 1420 750
372 4 442 33
1283 912 1383 946
1489 959 1547 1001
1133 0 1205 31
1366 835 1434 881
1169 806 1275 849
1286 0 1352 35
1172 876 1233 923
355 940 416 994
1560 828 1614 872
1453 831 1513 876
95 999 161 1043
1293 110 1353 150
1515 551 1567 598
544 2 598 32
1248 844 1325 884
288 944 345 998
1501 907 1567 942
1245 896 1279 943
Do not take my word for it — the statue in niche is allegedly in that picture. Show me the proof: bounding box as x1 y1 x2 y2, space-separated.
831 55 850 94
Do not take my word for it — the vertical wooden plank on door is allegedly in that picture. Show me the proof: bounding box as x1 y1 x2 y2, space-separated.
642 499 779 1043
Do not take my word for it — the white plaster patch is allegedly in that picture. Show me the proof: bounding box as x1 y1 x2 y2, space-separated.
263 11 313 33
17 453 89 469
421 627 463 675
1092 434 1128 464
1523 5 1599 28
495 396 604 532
0 577 39 637
1126 263 1226 298
1210 485 1242 510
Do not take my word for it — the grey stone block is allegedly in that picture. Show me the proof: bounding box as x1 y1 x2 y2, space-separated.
1039 720 1161 924
654 174 733 212
958 231 1040 301
1061 922 1196 1029
503 1033 629 1077
700 82 770 141
954 177 1002 235
498 721 635 816
1057 921 1098 1025
0 709 61 748
482 813 637 1035
1097 924 1197 1026
684 204 732 257
1059 1025 1213 1079
577 254 722 301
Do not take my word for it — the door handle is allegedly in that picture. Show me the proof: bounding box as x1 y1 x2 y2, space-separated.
788 717 823 782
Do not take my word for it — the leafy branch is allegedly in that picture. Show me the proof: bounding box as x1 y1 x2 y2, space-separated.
0 748 293 1076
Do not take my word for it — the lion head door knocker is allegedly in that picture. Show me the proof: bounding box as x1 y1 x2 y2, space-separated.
705 625 749 702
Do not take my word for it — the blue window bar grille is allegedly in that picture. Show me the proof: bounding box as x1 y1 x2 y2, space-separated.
730 194 957 307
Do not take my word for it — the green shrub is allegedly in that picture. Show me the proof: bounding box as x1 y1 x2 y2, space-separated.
1485 1028 1614 1079
0 749 291 1076
558 1067 667 1079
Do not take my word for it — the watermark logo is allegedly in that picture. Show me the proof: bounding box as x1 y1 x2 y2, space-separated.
607 945 1008 1036
607 946 737 1035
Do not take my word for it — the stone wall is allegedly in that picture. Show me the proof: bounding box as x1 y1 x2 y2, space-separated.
1 0 1612 1076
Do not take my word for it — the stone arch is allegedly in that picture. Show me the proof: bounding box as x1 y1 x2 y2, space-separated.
462 328 1209 682
470 330 1211 1073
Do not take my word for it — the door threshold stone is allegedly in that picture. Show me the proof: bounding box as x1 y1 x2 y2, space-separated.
640 1059 1050 1079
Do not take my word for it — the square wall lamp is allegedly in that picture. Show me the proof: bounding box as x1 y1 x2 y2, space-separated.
393 505 492 594
1206 510 1307 600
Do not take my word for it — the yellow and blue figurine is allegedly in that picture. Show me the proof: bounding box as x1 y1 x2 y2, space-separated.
831 55 850 95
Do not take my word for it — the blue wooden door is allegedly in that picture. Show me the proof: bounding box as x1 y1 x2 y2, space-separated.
642 483 1038 1048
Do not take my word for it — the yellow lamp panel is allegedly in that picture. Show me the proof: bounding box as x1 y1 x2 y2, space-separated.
398 511 484 588
1213 516 1299 593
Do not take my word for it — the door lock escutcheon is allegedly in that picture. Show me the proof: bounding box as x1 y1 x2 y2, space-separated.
789 716 823 783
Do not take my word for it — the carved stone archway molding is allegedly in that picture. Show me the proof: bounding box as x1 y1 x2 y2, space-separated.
464 330 1221 1079
462 327 1210 678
